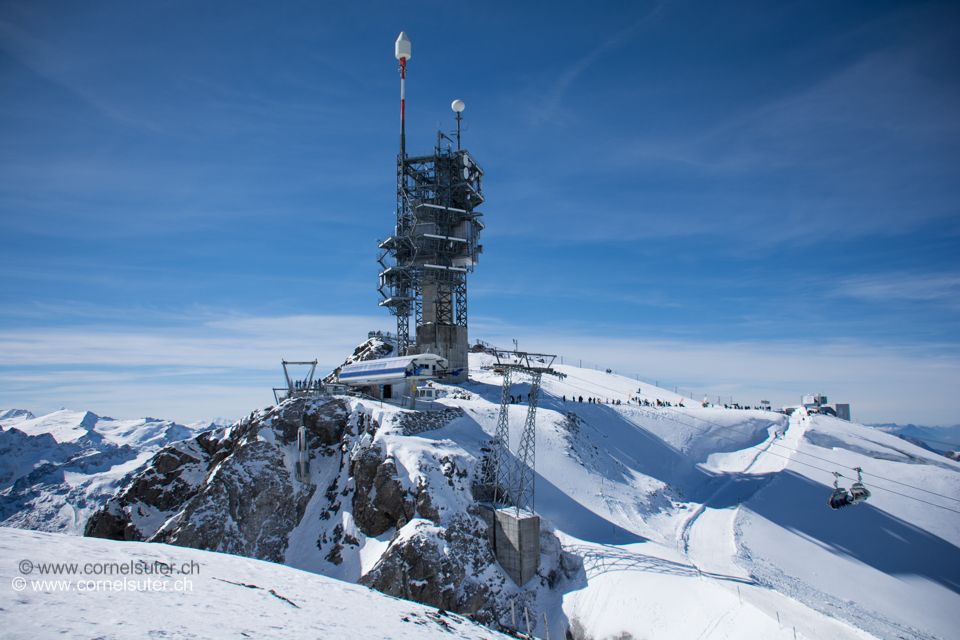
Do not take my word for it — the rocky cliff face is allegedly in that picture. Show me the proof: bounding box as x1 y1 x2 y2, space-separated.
359 513 497 616
84 399 348 555
83 394 543 625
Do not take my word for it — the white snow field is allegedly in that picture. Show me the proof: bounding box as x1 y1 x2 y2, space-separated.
3 351 959 639
446 355 960 640
0 527 510 640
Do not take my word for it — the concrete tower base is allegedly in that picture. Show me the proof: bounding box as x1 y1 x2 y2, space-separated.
479 505 540 586
413 323 468 383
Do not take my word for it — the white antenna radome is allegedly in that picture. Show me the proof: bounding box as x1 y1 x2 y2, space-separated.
451 99 465 113
395 32 411 60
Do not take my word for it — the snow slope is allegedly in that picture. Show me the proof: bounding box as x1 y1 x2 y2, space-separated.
0 527 511 640
450 355 960 639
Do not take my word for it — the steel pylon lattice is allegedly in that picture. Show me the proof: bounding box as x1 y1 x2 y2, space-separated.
491 367 514 509
513 370 542 514
482 350 565 517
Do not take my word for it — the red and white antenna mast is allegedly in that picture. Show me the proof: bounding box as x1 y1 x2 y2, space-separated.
395 32 411 159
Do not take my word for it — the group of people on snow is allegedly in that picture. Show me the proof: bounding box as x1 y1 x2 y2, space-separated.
558 394 687 407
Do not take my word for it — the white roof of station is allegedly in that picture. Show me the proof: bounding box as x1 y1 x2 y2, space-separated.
337 354 446 384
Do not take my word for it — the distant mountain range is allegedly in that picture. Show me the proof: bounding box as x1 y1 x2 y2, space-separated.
867 423 960 455
0 409 209 534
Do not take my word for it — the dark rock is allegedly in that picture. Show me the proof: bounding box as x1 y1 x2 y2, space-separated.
416 480 441 524
351 445 412 536
85 398 348 563
359 514 496 620
150 440 302 563
398 407 465 436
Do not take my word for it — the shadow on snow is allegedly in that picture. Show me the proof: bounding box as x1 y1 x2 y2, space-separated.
744 470 960 595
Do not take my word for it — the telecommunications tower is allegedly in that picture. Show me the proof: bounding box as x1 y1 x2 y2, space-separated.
377 32 484 383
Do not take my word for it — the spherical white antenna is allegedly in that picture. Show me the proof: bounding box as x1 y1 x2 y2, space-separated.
451 99 465 113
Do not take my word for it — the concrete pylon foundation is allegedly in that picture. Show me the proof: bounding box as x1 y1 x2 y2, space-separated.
479 505 540 586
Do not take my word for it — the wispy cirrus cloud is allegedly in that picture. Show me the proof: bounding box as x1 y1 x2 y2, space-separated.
832 272 960 304
537 1 669 124
0 313 386 369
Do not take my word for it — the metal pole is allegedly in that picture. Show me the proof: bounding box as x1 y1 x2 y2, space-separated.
524 607 531 638
399 58 406 159
455 111 462 150
511 601 516 631
543 612 549 640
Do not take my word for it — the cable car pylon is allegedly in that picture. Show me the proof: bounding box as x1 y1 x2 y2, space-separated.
483 349 565 515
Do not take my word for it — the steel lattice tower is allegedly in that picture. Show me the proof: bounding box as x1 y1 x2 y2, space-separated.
491 367 514 507
377 34 483 381
484 351 564 515
512 370 542 513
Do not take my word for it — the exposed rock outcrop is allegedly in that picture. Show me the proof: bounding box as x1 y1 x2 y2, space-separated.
83 439 210 541
85 398 349 556
398 406 465 436
359 515 496 618
323 336 395 384
350 445 415 536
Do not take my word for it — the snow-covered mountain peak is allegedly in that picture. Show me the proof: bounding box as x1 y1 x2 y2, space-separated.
0 408 36 423
2 409 100 445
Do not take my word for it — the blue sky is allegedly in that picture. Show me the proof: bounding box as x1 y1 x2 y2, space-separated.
1 0 958 425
